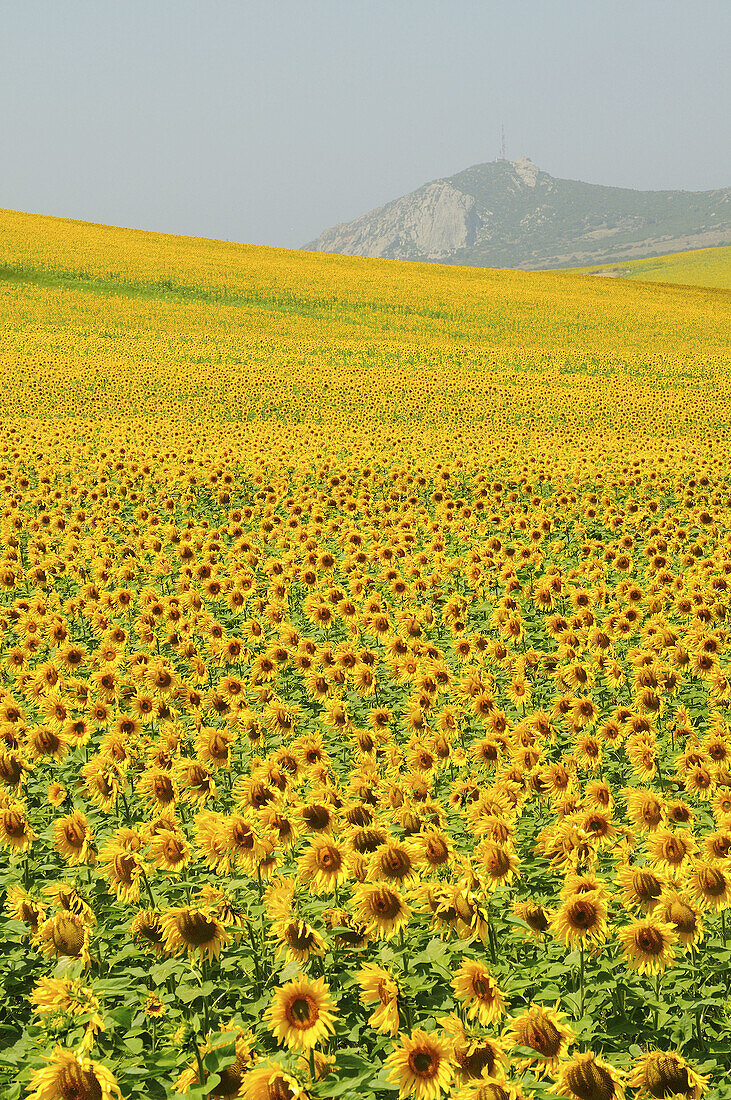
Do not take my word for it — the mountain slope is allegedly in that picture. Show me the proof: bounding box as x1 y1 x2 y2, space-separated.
304 158 731 270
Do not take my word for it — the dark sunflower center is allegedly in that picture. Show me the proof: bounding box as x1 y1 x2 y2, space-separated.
698 869 725 896
52 917 84 955
60 1066 103 1100
317 846 342 872
636 927 664 954
633 872 662 901
372 889 401 920
5 813 25 837
566 1060 616 1100
177 912 217 946
382 849 411 878
526 907 550 932
669 902 696 934
303 805 330 830
409 1050 437 1078
645 1058 690 1098
287 994 317 1028
570 902 597 929
426 838 449 864
526 1020 562 1057
460 1045 497 1081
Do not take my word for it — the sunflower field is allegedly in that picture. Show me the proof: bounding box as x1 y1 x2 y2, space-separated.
1 207 731 1100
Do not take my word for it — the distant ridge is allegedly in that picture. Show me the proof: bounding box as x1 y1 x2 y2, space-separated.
304 158 731 270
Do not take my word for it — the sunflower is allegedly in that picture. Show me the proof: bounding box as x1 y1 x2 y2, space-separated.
42 778 66 808
0 805 36 852
646 829 696 873
357 963 400 1035
617 916 678 975
512 900 553 939
129 909 166 955
240 1060 306 1100
97 843 142 902
624 788 665 831
272 918 327 964
552 891 609 946
5 884 45 933
369 840 419 885
475 840 520 888
27 1047 121 1100
616 865 666 912
452 959 505 1025
658 889 704 948
297 837 350 894
352 882 412 940
503 1002 575 1072
412 828 456 872
385 1027 456 1100
175 1027 255 1098
550 1051 625 1100
264 974 337 1051
42 882 95 923
452 1082 513 1100
442 1013 507 1086
37 912 91 967
687 860 731 911
161 906 230 964
149 829 191 873
627 1049 708 1099
53 810 94 866
31 977 104 1037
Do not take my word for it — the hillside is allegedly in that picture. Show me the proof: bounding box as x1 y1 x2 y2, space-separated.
572 244 731 289
304 157 731 270
2 206 731 1099
1 205 729 431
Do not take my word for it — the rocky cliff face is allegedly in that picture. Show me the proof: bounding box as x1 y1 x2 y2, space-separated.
304 158 731 269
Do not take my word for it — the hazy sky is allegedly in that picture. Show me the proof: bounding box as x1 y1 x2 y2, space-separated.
3 1 729 248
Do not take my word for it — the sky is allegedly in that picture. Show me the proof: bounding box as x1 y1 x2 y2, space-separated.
2 0 730 249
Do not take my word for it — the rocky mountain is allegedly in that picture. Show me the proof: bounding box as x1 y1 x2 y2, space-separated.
303 158 731 269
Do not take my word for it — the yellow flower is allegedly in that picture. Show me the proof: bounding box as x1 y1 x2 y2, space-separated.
385 1028 456 1100
503 1002 575 1072
627 1049 708 1099
357 963 400 1035
617 916 678 975
550 1051 624 1100
352 882 411 940
27 1047 121 1100
264 974 338 1051
451 959 505 1025
160 906 230 964
552 891 610 946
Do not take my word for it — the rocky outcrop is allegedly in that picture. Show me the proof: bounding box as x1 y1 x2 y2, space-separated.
304 158 731 270
310 180 478 261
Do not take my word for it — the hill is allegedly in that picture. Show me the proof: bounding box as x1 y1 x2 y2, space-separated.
304 157 731 270
1 206 731 1099
572 244 731 288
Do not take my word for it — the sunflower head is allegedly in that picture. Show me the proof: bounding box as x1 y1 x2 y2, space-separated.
628 1049 708 1099
385 1027 456 1100
551 1051 625 1100
264 974 337 1052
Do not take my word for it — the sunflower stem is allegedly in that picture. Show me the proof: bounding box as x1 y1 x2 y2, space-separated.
579 943 585 1019
399 928 409 975
309 1047 316 1080
191 1032 206 1089
722 910 727 946
140 867 156 909
247 919 263 993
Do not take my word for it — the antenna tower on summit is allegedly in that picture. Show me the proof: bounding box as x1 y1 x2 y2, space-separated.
500 124 506 161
